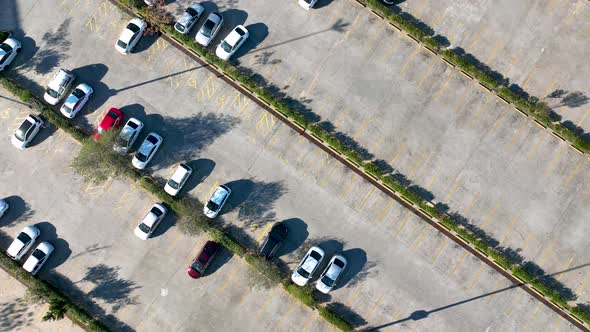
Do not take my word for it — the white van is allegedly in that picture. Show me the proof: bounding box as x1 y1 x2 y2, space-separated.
44 69 75 105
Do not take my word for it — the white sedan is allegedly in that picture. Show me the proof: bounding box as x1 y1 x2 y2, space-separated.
113 118 144 154
11 114 43 150
115 18 146 55
60 83 93 118
132 132 162 169
164 163 193 196
0 199 8 218
0 37 22 71
23 241 54 275
195 12 223 47
298 0 318 10
7 225 40 260
134 203 167 240
291 246 324 286
174 2 204 35
203 185 231 218
215 25 249 60
316 254 347 293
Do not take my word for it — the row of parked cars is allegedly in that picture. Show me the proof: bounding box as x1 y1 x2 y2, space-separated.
6 225 53 276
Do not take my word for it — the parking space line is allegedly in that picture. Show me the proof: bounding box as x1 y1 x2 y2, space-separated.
365 294 385 320
256 290 276 320
527 132 547 160
411 225 429 250
484 41 504 63
541 80 557 99
521 64 541 90
333 109 349 128
504 50 523 77
538 243 555 265
345 284 364 307
366 26 386 56
498 215 519 245
166 232 184 254
431 238 450 264
523 303 543 330
505 291 526 316
219 263 243 292
374 200 394 225
509 120 530 147
202 180 219 202
369 134 385 155
357 187 376 211
274 303 297 332
546 0 559 12
556 256 575 282
340 174 359 198
343 11 365 41
451 84 472 113
380 33 402 62
433 72 454 101
575 271 590 295
417 60 438 88
256 223 274 242
388 143 406 166
407 151 431 179
467 95 492 128
238 287 252 306
485 278 505 304
576 107 590 127
400 46 422 75
543 145 565 177
319 163 339 188
352 117 372 140
566 2 583 25
394 211 413 236
468 264 486 289
550 318 564 332
462 192 480 215
485 107 511 139
452 252 469 274
521 231 535 252
466 27 485 51
300 311 317 332
443 176 462 203
183 243 203 268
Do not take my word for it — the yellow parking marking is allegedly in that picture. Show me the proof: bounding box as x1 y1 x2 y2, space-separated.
468 264 486 289
84 16 98 33
575 271 590 295
546 0 559 12
484 41 504 63
327 0 347 26
333 109 349 128
503 50 522 77
380 33 402 62
576 107 590 127
203 180 219 202
400 46 422 75
319 163 339 188
238 287 252 306
184 243 203 268
93 108 107 126
451 84 472 113
467 96 492 128
431 238 449 264
541 80 557 99
407 152 430 179
301 311 317 332
523 303 543 330
357 187 376 210
521 231 535 252
341 174 359 198
353 117 372 140
274 304 297 332
505 291 526 316
521 65 541 90
343 11 365 41
566 2 583 25
467 27 485 51
527 132 547 160
369 134 385 155
219 263 242 291
345 284 364 306
462 192 480 215
543 145 565 177
374 201 394 225
394 211 413 236
166 232 184 254
388 143 406 166
498 215 519 245
230 92 250 115
425 167 439 190
256 112 277 132
556 256 575 282
452 252 469 274
417 60 438 88
550 319 563 332
256 291 277 320
538 243 555 265
443 176 462 203
413 0 429 17
197 74 221 101
485 278 505 303
411 225 429 250
390 308 401 324
485 107 511 139
509 120 530 147
284 71 299 89
365 294 385 320
256 223 274 242
366 26 386 56
433 73 454 101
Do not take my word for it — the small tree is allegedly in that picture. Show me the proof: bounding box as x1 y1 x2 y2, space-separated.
42 298 67 321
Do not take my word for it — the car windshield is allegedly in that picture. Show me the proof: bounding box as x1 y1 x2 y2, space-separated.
304 0 313 3
297 267 311 279
32 248 46 260
127 23 140 33
309 251 322 260
107 111 119 119
175 23 185 32
167 179 180 189
16 232 31 244
221 41 232 53
186 7 198 16
191 261 204 272
0 43 12 53
146 135 158 144
334 259 345 268
114 135 128 147
201 20 215 37
138 222 151 233
150 206 163 217
206 200 219 211
46 88 58 98
135 150 148 162
72 88 85 99
15 121 32 141
321 274 335 287
117 39 127 49
62 104 72 114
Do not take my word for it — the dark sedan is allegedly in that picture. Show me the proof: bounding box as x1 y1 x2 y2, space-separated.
259 223 288 259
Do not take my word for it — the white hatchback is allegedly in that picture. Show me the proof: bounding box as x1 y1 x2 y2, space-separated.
134 203 168 240
23 241 54 275
215 25 249 60
132 132 162 169
60 83 93 118
7 225 40 261
11 114 43 150
164 163 193 196
115 18 147 55
292 246 325 286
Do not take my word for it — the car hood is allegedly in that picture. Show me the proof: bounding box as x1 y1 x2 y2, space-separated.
291 271 308 286
203 206 217 218
11 134 26 149
43 92 60 105
134 227 149 240
187 267 201 278
315 281 332 294
215 46 230 60
195 33 210 46
22 255 40 272
6 240 24 258
119 29 135 43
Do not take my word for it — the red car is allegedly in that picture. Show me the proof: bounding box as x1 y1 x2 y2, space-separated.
187 241 220 278
93 107 124 140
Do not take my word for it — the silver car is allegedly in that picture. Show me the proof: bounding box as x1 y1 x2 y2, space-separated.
0 37 22 71
132 132 163 169
23 241 54 275
60 83 93 119
11 114 43 150
316 254 347 293
203 185 231 218
291 246 325 286
195 12 223 47
174 2 205 35
113 118 144 154
7 226 40 261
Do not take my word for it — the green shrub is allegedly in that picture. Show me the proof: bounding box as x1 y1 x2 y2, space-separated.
209 228 247 257
282 282 316 308
244 254 282 285
318 306 354 332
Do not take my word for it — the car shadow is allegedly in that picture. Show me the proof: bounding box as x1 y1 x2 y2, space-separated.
150 207 177 238
133 33 159 54
184 158 216 193
203 246 233 277
233 22 268 60
275 218 308 258
10 32 39 71
28 119 58 148
0 195 34 227
33 221 72 271
314 0 336 9
289 237 344 284
336 248 367 290
219 8 248 35
71 63 113 126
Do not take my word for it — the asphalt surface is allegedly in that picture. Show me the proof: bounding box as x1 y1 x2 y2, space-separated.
0 0 584 331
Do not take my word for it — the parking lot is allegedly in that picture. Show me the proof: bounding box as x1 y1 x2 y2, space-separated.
397 0 590 131
153 0 590 315
1 0 585 331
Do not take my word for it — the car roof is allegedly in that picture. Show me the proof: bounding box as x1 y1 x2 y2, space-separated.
171 164 190 182
23 225 40 238
270 222 288 237
326 255 346 278
141 211 158 227
197 241 219 262
211 186 229 203
120 29 135 43
99 108 122 128
206 12 222 24
2 37 20 49
225 26 248 46
48 69 72 90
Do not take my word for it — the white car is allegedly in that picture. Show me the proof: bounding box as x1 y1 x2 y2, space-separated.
215 25 249 60
60 83 93 118
134 203 168 240
11 114 43 149
316 254 347 293
298 0 318 10
23 241 54 275
43 69 75 105
291 246 324 286
113 118 144 154
174 2 204 35
7 225 40 260
0 37 22 71
115 18 147 55
164 163 193 196
195 12 223 47
0 199 8 218
203 184 231 218
132 132 162 169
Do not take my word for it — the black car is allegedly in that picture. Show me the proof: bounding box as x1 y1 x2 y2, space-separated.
259 223 288 259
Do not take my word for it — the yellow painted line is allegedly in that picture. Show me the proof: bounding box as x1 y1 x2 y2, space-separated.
358 187 376 210
417 60 438 88
431 238 449 264
203 180 219 202
230 92 250 114
413 0 429 17
340 174 359 198
300 312 317 332
430 7 447 29
521 65 541 90
256 112 277 132
425 168 439 191
353 117 372 140
365 294 385 320
538 243 555 265
365 26 386 55
184 243 203 268
375 200 395 225
527 132 547 160
411 225 429 250
390 308 401 323
576 107 590 127
256 223 274 242
407 151 432 179
484 41 504 63
451 85 472 113
467 95 492 128
274 304 297 332
166 232 184 254
220 263 242 291
369 134 385 155
319 163 339 188
238 287 252 306
467 27 485 51
504 50 523 77
566 2 583 25
388 143 406 166
92 109 107 126
509 120 530 147
433 73 454 101
256 290 276 320
550 319 563 332
462 192 480 215
394 211 413 236
541 80 557 99
543 145 565 177
345 284 364 306
521 231 535 252
485 107 511 139
505 291 526 316
380 33 402 62
327 0 347 26
555 256 575 283
400 46 422 75
485 278 505 303
452 251 469 274
498 215 519 245
523 303 543 330
343 11 365 41
443 176 462 203
546 0 559 12
468 264 486 289
575 271 590 295
333 109 349 128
